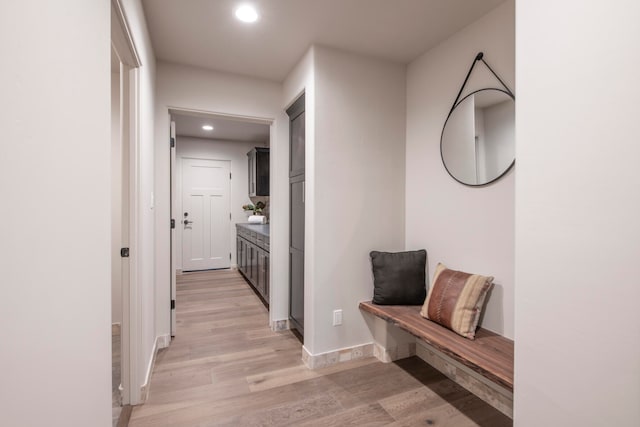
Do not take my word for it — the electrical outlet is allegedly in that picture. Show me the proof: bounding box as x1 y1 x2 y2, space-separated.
333 309 343 326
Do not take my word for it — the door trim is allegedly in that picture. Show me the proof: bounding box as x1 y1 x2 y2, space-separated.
168 107 273 125
111 0 141 67
111 0 142 406
170 121 177 337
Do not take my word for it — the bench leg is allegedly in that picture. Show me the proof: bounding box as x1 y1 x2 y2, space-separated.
365 315 417 363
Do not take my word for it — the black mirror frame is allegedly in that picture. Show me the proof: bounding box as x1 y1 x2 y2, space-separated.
440 87 515 187
440 52 515 187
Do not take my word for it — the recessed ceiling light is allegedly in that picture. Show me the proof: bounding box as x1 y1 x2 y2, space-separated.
202 125 214 131
235 5 259 23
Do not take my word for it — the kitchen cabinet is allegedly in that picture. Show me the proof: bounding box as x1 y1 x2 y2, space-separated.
236 224 269 306
247 147 270 197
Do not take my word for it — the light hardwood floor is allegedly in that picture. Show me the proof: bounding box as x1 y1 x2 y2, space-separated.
128 269 511 426
113 328 122 427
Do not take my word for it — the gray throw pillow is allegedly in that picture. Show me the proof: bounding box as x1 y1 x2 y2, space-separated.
370 250 427 305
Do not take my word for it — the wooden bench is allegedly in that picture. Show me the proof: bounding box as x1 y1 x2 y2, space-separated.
359 301 514 393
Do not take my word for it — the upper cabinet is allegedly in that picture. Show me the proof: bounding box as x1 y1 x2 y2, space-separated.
248 147 270 196
288 93 305 177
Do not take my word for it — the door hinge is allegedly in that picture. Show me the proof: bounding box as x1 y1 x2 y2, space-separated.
170 219 176 229
171 299 175 310
229 213 232 220
229 172 232 179
170 137 175 148
230 252 232 260
120 247 130 258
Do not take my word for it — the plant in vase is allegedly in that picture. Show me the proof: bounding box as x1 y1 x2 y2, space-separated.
242 201 266 216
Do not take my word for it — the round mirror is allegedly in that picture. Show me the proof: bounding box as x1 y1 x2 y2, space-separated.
440 88 515 186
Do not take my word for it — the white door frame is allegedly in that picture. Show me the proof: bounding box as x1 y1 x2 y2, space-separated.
111 0 142 406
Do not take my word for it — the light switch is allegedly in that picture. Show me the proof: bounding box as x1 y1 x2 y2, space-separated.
333 309 343 326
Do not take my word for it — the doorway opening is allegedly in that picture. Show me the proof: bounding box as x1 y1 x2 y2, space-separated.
168 109 273 335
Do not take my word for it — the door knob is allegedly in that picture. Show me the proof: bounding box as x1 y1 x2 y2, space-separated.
183 219 194 225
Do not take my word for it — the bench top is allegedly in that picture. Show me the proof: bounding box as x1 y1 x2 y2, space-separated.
359 301 514 391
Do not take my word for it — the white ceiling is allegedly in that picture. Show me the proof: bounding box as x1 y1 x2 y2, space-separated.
172 111 270 143
141 0 507 82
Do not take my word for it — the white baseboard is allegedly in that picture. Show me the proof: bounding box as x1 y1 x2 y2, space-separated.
157 334 171 349
270 318 290 332
139 334 170 402
302 343 374 370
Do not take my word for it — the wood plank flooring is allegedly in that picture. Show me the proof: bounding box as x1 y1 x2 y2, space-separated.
113 327 122 426
129 269 511 426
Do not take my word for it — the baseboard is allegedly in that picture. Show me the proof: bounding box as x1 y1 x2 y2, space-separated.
112 322 121 336
415 341 513 418
271 318 290 332
302 343 374 370
157 334 171 349
139 334 170 402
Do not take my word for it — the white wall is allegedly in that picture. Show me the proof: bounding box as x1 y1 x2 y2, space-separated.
310 46 406 355
175 136 266 269
154 62 288 327
0 1 111 425
515 0 640 424
112 71 123 325
406 0 515 338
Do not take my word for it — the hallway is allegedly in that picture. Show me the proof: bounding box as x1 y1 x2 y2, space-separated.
127 269 510 426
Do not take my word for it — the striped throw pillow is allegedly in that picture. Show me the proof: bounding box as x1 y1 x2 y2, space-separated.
420 263 494 339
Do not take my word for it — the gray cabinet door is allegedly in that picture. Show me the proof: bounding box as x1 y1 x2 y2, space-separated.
290 177 305 251
287 94 305 337
257 248 267 297
248 245 255 282
263 252 269 298
237 235 242 271
237 237 243 273
248 148 270 197
247 150 255 196
289 112 305 177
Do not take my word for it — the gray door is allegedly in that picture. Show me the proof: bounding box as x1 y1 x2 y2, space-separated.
287 94 305 337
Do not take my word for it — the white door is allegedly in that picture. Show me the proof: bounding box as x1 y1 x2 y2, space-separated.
169 120 177 335
182 158 231 271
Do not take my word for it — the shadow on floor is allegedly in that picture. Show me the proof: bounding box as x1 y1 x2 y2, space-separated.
394 357 512 427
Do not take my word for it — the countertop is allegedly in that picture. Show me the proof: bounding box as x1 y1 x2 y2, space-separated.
236 222 270 237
